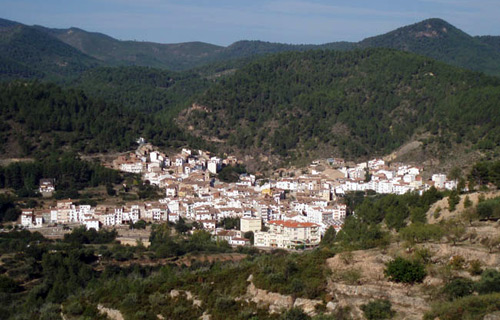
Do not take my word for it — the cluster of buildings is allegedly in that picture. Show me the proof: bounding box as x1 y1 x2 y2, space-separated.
22 141 458 250
332 159 458 195
20 199 180 231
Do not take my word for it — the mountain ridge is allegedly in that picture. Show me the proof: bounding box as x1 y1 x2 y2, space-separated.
358 18 500 76
2 17 500 76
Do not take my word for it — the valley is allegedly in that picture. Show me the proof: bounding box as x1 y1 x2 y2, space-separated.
1 13 500 320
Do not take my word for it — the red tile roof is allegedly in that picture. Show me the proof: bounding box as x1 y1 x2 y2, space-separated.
268 220 319 228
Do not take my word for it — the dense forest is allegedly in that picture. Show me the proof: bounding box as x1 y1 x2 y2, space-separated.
71 66 210 114
186 48 500 160
0 153 122 195
0 23 99 81
0 81 207 157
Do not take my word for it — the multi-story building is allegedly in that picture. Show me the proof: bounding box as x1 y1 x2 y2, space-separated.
254 220 320 249
240 217 262 233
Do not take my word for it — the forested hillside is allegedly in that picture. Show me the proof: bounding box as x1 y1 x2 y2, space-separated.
358 18 500 76
71 66 210 114
38 25 224 70
0 22 100 81
182 48 500 161
476 36 500 53
2 17 500 78
0 82 206 157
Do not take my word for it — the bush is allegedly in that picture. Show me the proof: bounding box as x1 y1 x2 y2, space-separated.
476 269 500 294
424 293 500 320
281 308 311 320
413 247 433 265
336 269 362 285
384 257 426 284
320 226 336 247
129 220 147 229
476 197 500 219
468 260 483 276
442 278 474 300
63 226 117 244
449 255 465 270
399 223 443 244
361 299 395 320
448 190 460 212
464 196 473 208
0 275 20 293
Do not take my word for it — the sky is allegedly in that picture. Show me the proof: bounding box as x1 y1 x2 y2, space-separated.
2 0 500 46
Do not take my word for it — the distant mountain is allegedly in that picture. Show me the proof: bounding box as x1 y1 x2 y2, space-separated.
358 18 500 76
1 17 500 78
216 40 354 60
0 19 100 81
44 27 354 70
36 25 224 70
475 35 500 53
180 48 500 162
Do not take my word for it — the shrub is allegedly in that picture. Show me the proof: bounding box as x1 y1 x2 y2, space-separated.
339 251 354 265
464 196 473 208
449 255 465 270
424 293 500 320
413 247 434 264
476 269 500 294
468 260 483 276
361 299 395 320
399 223 443 244
0 275 20 293
442 278 474 300
384 257 426 284
320 226 336 247
336 269 362 285
448 190 460 212
281 308 311 320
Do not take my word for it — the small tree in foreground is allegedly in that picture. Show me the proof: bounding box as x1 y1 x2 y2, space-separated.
361 299 395 320
442 278 474 301
384 257 426 284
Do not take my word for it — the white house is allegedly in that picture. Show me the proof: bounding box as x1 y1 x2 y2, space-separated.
84 219 100 231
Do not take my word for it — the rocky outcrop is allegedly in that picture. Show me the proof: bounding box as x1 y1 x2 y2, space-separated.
243 274 323 315
484 312 500 320
293 298 322 315
246 281 294 313
169 289 203 308
328 281 429 319
97 304 125 320
327 249 432 319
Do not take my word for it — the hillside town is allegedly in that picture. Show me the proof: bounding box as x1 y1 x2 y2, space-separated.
20 142 460 250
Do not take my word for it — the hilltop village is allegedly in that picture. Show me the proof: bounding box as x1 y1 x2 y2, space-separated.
20 141 459 249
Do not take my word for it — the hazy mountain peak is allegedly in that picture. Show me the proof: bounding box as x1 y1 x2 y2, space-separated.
0 18 21 28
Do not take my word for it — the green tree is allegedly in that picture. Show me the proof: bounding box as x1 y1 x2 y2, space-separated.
320 226 336 247
384 257 426 284
361 299 395 320
449 167 462 182
463 196 472 208
281 308 311 320
448 190 460 212
476 269 500 294
243 231 254 245
443 219 466 246
442 278 474 300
